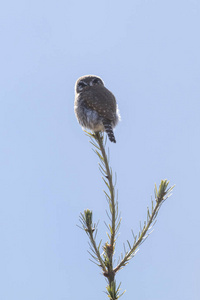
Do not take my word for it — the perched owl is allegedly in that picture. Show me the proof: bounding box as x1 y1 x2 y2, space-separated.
74 75 120 143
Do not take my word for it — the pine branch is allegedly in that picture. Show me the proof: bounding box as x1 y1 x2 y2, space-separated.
93 132 117 249
114 180 175 273
84 131 121 298
79 130 175 299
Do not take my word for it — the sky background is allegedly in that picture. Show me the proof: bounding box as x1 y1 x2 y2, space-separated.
0 0 200 299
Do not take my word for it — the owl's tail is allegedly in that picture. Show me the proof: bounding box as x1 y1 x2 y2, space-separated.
103 120 116 143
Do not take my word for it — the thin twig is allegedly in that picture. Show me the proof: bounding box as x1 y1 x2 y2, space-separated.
88 228 107 273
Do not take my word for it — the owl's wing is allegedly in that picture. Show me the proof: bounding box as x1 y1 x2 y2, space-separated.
84 87 117 121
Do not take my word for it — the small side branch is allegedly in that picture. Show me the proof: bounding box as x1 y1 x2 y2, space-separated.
114 180 175 273
79 210 107 273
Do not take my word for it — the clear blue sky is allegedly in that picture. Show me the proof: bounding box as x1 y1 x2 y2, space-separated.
0 1 200 299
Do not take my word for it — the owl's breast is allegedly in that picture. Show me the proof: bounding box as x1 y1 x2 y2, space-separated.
74 93 104 131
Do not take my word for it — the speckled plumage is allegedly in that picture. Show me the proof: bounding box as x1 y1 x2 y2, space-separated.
74 75 120 143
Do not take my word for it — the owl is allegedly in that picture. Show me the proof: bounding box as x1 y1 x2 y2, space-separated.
74 75 120 143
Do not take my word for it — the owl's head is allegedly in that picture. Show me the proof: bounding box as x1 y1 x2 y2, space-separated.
75 75 104 93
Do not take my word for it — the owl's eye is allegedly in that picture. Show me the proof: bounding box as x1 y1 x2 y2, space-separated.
77 81 88 91
78 81 87 88
92 78 101 85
